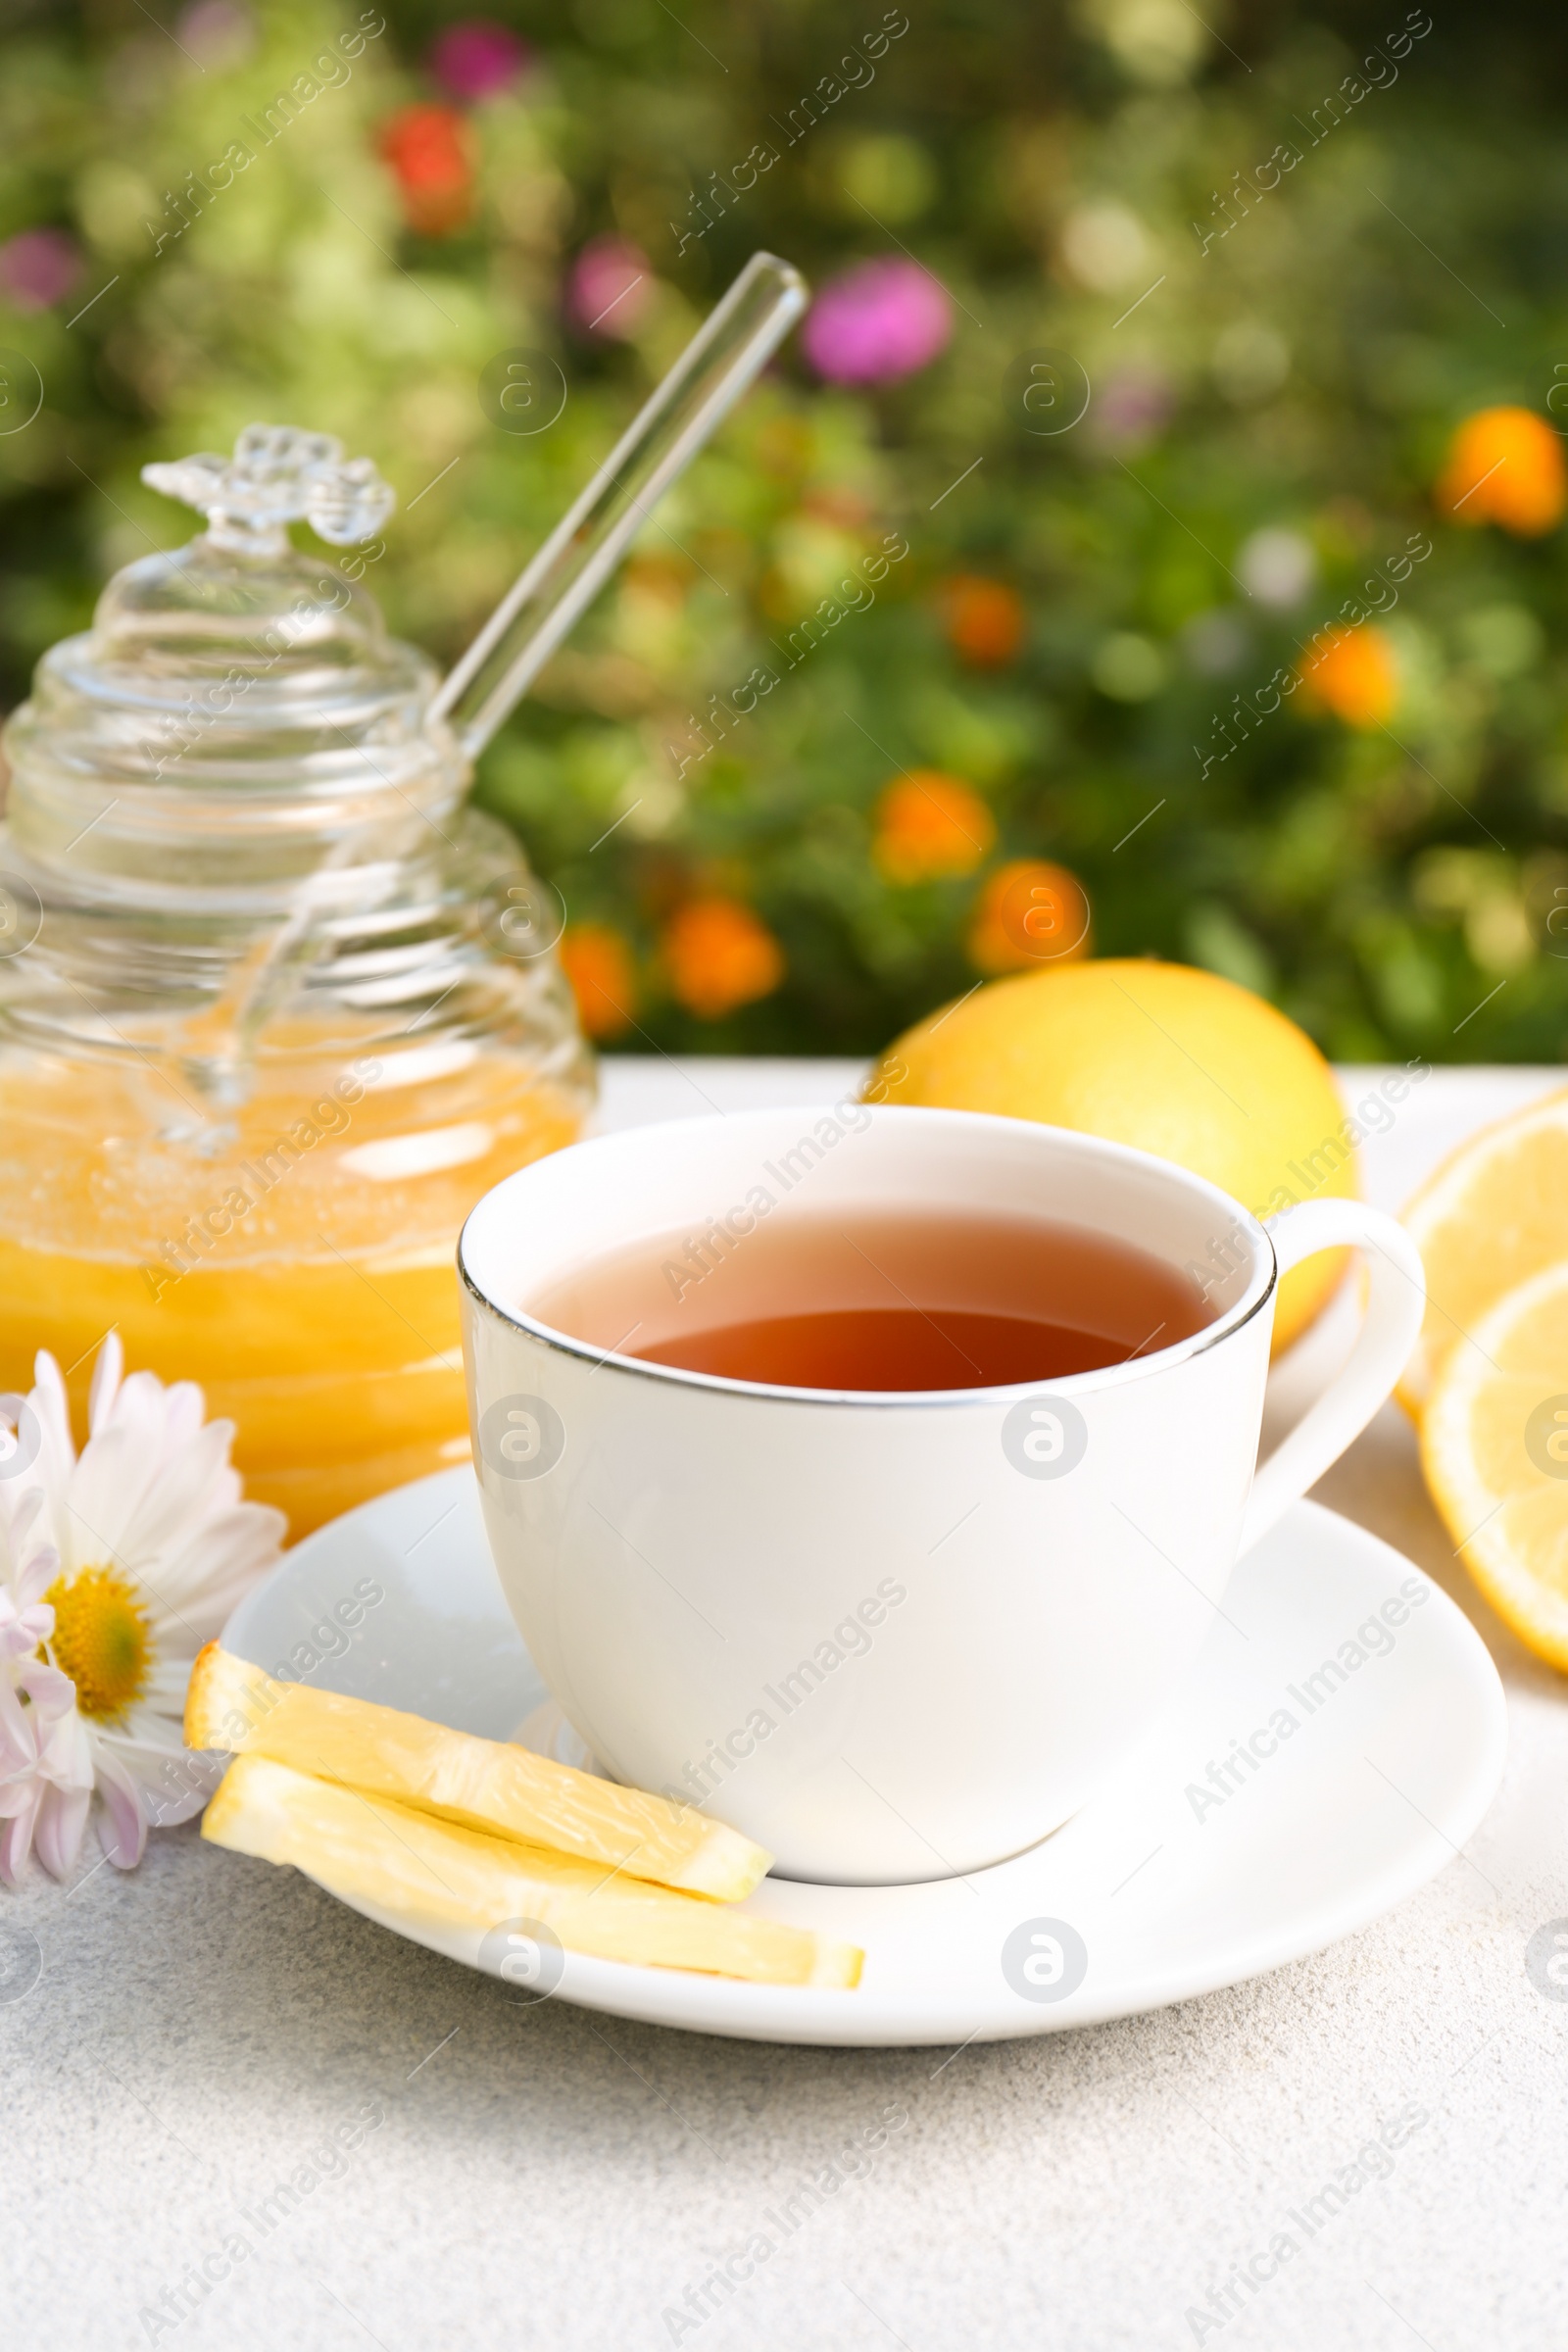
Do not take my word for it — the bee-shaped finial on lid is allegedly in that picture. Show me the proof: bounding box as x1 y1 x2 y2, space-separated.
142 422 396 547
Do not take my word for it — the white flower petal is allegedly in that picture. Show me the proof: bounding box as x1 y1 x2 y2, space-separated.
34 1780 91 1880
0 1673 41 1774
138 1655 195 1716
0 1591 53 1661
159 1382 212 1455
0 1793 41 1885
92 1746 147 1869
138 1507 285 1635
65 1396 171 1563
20 1659 78 1721
30 1350 74 1462
96 1722 220 1826
15 1542 60 1613
0 1483 48 1568
86 1330 124 1435
18 1356 74 1560
106 1700 186 1751
37 1699 93 1792
104 1421 235 1570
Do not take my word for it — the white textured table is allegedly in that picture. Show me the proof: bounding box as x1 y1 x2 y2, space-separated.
6 1060 1567 2352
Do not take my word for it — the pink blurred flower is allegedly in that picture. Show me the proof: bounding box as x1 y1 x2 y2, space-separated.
568 236 653 339
431 18 533 102
1090 365 1175 453
176 0 257 70
802 257 954 386
0 229 81 315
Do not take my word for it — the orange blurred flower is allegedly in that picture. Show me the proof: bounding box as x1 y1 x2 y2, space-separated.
560 923 638 1041
1436 406 1566 536
662 897 784 1020
379 105 475 237
938 575 1026 668
967 859 1092 974
801 486 873 529
1297 622 1398 727
872 771 996 884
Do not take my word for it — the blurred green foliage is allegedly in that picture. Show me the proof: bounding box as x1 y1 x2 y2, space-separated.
3 0 1568 1058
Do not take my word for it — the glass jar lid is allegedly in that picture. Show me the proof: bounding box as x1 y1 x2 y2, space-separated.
2 424 460 917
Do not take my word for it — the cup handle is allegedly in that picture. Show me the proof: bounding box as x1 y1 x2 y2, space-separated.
1238 1198 1426 1558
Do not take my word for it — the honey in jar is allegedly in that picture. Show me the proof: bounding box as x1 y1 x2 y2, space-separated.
0 425 593 1534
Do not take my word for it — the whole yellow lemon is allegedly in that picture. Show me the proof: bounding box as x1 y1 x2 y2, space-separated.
866 958 1357 1354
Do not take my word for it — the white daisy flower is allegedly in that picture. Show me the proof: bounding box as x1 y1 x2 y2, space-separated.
0 1503 93 1884
0 1335 285 1881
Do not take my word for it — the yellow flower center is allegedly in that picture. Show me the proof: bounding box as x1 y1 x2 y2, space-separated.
45 1567 153 1722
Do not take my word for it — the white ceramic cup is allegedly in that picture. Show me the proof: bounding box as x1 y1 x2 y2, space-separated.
459 1105 1425 1885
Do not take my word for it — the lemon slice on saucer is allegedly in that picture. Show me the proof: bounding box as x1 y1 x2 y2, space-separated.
187 1642 770 1901
1422 1258 1568 1668
205 1754 863 1988
1399 1085 1568 1409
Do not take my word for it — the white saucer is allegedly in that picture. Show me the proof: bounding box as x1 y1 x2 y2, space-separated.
222 1469 1505 2047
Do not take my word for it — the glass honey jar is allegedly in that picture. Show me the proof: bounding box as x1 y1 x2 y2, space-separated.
0 425 593 1536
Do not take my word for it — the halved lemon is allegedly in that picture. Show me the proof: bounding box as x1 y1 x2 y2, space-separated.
1422 1257 1568 1669
1399 1084 1568 1409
